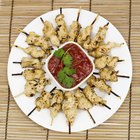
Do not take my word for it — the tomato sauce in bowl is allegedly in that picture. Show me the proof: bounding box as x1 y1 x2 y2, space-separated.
47 42 94 90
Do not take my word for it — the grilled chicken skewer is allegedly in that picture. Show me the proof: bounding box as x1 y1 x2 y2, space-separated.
94 55 124 69
87 75 121 98
40 17 60 47
79 86 110 110
12 69 46 81
50 89 63 124
68 8 81 41
13 57 45 69
93 67 129 82
89 42 124 58
27 87 57 116
77 14 99 45
55 8 68 43
74 89 96 123
14 77 50 97
36 91 52 111
14 45 46 59
62 91 78 134
91 22 109 48
20 30 52 54
83 22 109 51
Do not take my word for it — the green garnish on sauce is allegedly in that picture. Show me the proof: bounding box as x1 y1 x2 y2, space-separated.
62 54 72 66
53 48 76 88
54 48 65 59
57 67 76 88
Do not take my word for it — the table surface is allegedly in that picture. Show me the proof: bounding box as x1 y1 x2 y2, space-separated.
0 0 140 140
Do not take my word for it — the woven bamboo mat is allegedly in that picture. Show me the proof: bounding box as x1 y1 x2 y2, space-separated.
0 0 139 140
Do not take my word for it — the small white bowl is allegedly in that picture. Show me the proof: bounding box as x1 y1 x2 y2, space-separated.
46 41 94 91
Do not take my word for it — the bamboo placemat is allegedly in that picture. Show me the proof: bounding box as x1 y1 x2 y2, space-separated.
0 0 139 140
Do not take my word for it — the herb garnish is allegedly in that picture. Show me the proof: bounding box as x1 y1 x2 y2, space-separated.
53 48 76 88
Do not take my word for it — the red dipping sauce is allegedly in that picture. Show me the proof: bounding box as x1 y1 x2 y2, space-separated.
48 43 93 88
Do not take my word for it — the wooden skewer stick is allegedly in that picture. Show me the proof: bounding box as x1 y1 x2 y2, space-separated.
85 109 96 124
60 7 62 14
50 86 57 93
18 29 29 36
117 75 130 78
27 87 57 116
100 103 111 110
13 61 46 65
12 72 23 76
78 87 84 91
91 14 99 25
93 72 99 75
110 91 121 99
14 92 24 98
13 62 21 64
40 17 44 24
93 72 130 79
68 122 71 134
105 22 109 26
27 106 37 116
76 8 81 22
118 59 124 62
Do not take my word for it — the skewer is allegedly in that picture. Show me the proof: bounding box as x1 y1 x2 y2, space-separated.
85 109 96 124
111 91 121 99
27 87 57 117
27 107 37 116
14 92 24 98
105 22 109 26
76 8 81 22
78 87 111 110
78 87 84 91
68 122 71 134
93 72 130 79
60 7 62 14
12 72 23 76
13 62 21 64
50 86 57 93
18 29 29 36
117 75 130 78
100 103 111 110
91 14 99 25
40 17 44 24
118 59 124 62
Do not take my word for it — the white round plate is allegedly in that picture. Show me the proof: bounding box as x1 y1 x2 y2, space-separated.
8 8 132 132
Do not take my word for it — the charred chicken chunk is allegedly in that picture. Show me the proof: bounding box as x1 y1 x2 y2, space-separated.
23 69 45 81
35 91 52 111
15 45 46 59
20 57 45 69
87 75 111 94
24 78 49 97
91 23 109 48
82 23 109 51
77 25 92 45
99 68 118 82
50 103 61 125
74 89 92 109
55 14 68 43
68 21 81 41
89 42 123 58
43 20 60 46
25 32 51 53
24 80 37 97
51 89 64 106
62 92 78 125
83 85 106 105
94 55 119 69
